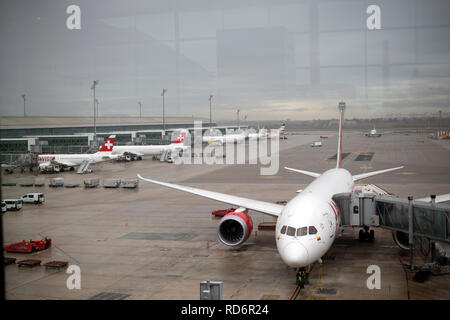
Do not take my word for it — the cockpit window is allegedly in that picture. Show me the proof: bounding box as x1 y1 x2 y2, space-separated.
280 225 287 234
297 227 307 236
286 226 296 236
309 226 318 235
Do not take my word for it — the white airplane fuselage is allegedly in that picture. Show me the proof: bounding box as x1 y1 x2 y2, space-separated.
203 134 245 144
37 152 116 167
112 144 187 156
276 168 353 267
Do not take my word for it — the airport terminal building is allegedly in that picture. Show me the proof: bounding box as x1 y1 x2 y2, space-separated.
0 116 221 154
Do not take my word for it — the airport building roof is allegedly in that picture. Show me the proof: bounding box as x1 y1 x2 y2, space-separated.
0 116 214 138
0 116 204 129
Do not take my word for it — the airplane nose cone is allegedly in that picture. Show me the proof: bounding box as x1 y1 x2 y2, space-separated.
281 242 310 267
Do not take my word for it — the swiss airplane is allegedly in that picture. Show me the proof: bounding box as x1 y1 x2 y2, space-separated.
38 135 117 172
111 129 189 160
138 104 448 279
202 129 246 144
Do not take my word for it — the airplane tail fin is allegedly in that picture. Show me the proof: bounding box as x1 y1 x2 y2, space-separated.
336 102 345 168
279 123 286 134
98 135 116 152
171 129 187 145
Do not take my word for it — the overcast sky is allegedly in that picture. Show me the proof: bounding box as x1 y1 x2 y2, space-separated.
0 0 449 120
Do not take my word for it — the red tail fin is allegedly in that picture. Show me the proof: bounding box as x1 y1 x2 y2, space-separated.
337 102 345 168
171 130 187 144
98 135 115 152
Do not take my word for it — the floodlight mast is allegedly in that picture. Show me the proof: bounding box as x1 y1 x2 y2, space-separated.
161 88 167 131
91 80 99 144
138 101 142 121
21 94 26 117
209 94 213 128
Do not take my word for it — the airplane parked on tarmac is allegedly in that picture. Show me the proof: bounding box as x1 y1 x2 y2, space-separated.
111 129 189 160
138 104 449 280
248 128 268 140
202 129 246 144
37 135 117 172
268 123 286 139
365 126 382 137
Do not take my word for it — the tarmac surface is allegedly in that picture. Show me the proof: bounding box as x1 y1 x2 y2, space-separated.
2 131 450 300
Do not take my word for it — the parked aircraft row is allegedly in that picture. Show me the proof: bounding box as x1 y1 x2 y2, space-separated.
203 123 286 144
34 124 286 173
37 130 189 173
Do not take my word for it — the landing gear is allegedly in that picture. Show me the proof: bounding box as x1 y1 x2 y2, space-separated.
359 226 375 242
295 267 309 287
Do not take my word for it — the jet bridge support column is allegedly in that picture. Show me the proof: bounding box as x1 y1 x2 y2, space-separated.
408 196 414 269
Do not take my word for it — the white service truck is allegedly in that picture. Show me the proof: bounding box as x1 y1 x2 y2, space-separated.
3 199 23 211
21 193 45 204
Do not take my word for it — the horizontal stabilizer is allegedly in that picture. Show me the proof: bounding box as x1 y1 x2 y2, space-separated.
284 167 320 178
137 174 283 217
416 194 450 203
353 166 404 181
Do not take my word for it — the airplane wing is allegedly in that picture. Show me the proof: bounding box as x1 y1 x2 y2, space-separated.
416 194 450 203
137 174 283 217
284 167 321 178
352 166 404 181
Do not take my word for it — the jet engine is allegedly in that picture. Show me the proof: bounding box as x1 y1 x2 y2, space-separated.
218 210 253 246
392 231 410 250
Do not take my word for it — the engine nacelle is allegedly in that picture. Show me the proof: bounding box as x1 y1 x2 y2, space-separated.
218 211 253 246
392 231 410 250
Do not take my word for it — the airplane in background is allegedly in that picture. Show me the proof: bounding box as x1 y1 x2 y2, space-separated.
202 129 246 144
269 123 286 139
111 129 189 160
248 128 268 140
138 105 449 281
365 127 382 137
38 135 117 173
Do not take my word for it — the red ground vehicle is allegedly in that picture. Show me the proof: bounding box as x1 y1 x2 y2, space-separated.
4 238 52 253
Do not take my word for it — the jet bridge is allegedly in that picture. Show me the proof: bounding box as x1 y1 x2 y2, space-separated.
333 185 450 270
333 185 450 245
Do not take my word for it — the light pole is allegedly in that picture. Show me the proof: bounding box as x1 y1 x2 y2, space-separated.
95 99 99 118
209 94 213 128
91 80 99 144
237 109 240 128
21 94 26 117
138 101 142 121
161 88 167 131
